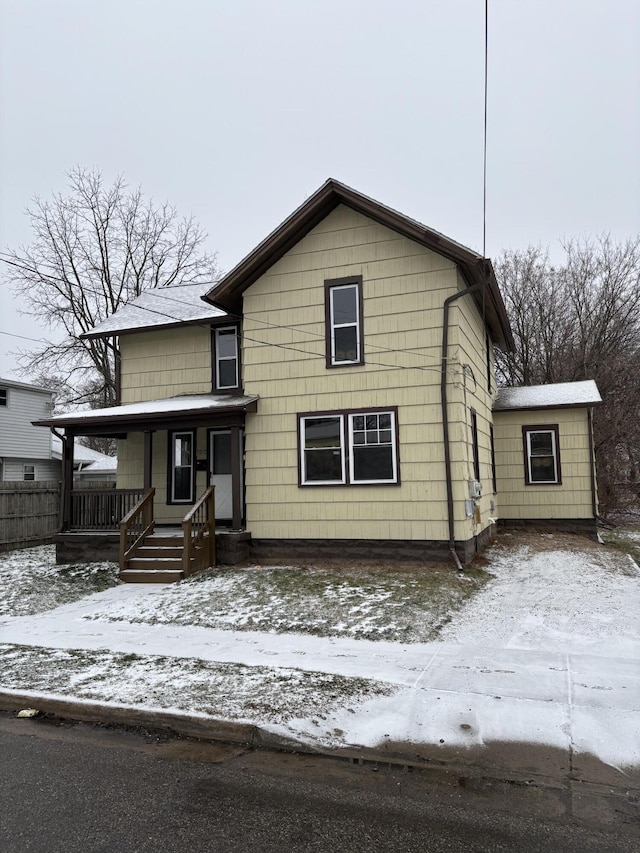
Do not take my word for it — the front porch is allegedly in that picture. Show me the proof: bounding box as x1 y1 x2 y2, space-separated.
57 486 251 578
33 392 259 580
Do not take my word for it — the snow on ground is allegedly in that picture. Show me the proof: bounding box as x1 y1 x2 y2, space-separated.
82 563 486 642
0 545 119 617
439 533 640 658
1 533 639 772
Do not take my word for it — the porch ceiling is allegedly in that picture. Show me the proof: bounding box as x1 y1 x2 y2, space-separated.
33 393 258 436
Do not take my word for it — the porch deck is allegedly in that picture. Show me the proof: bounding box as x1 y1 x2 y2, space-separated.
59 487 250 575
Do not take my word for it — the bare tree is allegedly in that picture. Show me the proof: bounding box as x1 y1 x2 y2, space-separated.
2 167 219 408
495 235 640 512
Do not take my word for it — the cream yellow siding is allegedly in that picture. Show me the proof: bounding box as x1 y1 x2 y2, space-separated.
241 204 488 542
117 426 212 524
119 326 212 403
493 408 595 519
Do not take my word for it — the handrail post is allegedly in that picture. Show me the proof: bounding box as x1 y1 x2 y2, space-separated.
182 518 192 576
209 485 216 568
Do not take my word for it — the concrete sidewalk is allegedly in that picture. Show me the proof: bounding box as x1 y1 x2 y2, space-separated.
1 583 639 793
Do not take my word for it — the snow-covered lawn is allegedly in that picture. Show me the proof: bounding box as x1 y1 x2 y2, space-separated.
83 562 487 642
0 545 119 617
0 644 392 725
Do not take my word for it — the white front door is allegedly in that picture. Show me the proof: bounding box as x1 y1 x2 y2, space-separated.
209 430 241 522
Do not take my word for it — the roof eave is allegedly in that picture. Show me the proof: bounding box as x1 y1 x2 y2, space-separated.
204 179 515 350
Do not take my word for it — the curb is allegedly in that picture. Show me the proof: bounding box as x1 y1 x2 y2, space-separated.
2 690 638 797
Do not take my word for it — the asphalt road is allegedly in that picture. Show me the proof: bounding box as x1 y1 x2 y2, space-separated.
0 715 637 853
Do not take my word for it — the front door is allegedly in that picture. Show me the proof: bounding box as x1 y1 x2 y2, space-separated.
209 429 242 524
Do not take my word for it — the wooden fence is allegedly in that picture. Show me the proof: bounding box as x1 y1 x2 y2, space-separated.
0 480 61 552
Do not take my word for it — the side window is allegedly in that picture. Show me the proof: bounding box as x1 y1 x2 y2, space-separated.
169 431 195 502
486 334 492 393
523 426 561 485
23 464 35 481
213 326 240 390
0 388 7 407
470 410 480 481
489 424 497 493
325 276 364 367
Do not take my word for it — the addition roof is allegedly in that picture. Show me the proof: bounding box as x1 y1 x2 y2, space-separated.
33 393 259 434
82 283 226 340
493 380 602 411
204 178 515 351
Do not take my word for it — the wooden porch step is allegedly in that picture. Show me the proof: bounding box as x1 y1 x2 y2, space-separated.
119 568 184 584
143 535 184 547
127 556 184 570
135 545 183 559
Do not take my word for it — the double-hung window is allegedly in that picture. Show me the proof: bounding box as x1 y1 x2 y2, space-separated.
23 464 35 481
213 326 239 390
169 430 195 502
523 426 561 485
325 276 364 367
299 409 398 485
0 388 7 407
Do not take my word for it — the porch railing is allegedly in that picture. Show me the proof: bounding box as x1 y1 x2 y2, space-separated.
182 485 215 577
70 488 145 531
119 488 155 571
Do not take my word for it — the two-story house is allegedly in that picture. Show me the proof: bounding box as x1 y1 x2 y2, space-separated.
0 378 58 481
35 180 601 578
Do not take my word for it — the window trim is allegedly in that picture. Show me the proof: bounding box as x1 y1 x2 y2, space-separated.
0 388 7 407
167 429 196 504
470 409 480 482
23 463 35 481
522 425 562 486
298 407 400 487
212 324 241 391
489 423 497 494
324 276 364 368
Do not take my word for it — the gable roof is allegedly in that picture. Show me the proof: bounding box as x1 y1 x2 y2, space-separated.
82 283 225 340
493 380 602 411
204 179 514 351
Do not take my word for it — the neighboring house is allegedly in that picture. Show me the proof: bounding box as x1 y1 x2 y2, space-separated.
34 180 601 573
0 378 58 481
51 435 117 483
0 377 117 484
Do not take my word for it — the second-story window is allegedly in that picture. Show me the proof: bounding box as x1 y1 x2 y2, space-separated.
325 276 364 367
0 388 7 407
214 326 239 390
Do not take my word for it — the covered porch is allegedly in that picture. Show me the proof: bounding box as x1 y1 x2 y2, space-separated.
34 393 258 579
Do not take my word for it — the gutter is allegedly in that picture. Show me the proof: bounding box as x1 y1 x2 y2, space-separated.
440 283 482 572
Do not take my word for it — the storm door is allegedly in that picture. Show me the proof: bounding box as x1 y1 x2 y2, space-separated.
209 429 243 524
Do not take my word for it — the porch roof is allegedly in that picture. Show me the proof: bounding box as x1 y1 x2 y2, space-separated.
33 393 259 435
493 380 602 412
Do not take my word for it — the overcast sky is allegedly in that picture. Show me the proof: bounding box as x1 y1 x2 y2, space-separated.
1 0 639 379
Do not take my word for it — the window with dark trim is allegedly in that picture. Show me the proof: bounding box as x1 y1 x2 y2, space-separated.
489 424 497 493
213 325 240 390
325 276 364 367
169 430 195 502
299 408 398 485
523 425 562 485
470 409 480 481
0 388 7 407
23 464 35 481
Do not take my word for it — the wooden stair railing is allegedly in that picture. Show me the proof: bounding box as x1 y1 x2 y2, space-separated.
119 488 155 573
182 485 216 577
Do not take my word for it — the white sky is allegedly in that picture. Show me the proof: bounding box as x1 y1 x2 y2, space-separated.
1 0 639 379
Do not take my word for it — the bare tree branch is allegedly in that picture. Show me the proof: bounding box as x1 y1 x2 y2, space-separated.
2 167 219 408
